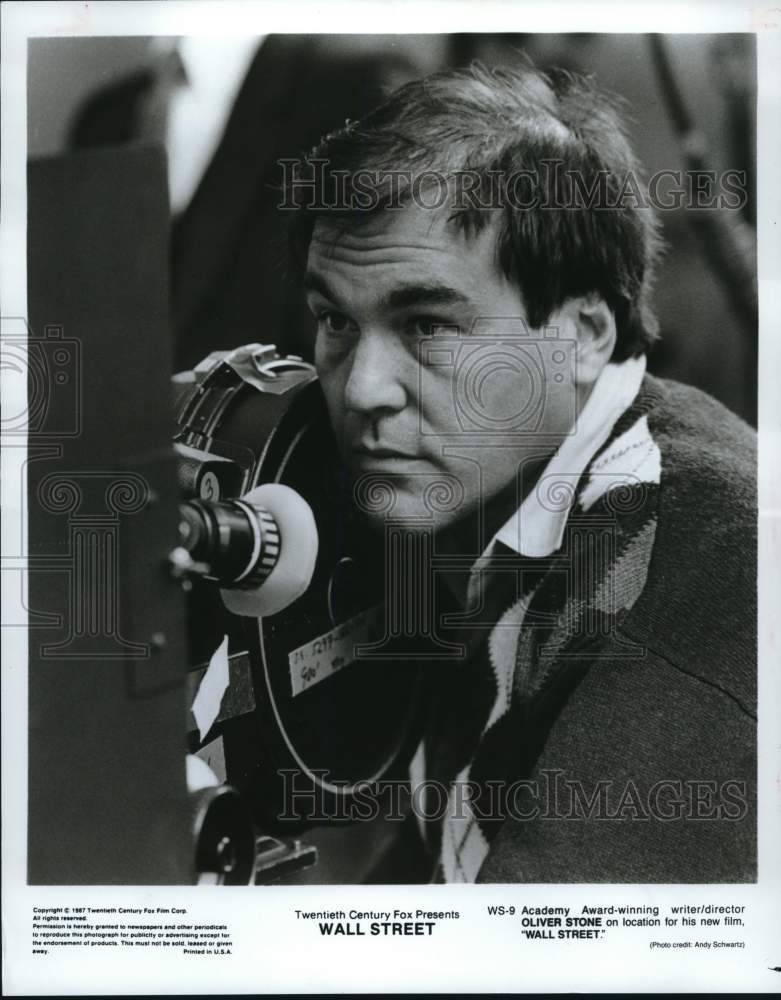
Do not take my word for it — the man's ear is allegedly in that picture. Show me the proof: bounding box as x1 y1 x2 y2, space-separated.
554 296 617 389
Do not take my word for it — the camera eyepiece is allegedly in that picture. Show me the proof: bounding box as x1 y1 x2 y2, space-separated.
177 484 318 618
179 497 280 589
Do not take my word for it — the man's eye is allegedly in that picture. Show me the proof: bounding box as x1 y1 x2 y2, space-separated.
318 311 353 335
409 316 460 338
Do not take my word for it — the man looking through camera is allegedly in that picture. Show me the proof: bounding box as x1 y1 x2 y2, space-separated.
291 65 756 883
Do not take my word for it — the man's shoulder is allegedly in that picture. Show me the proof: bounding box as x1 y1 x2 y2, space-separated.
617 373 756 714
478 638 756 883
631 372 756 589
639 373 755 487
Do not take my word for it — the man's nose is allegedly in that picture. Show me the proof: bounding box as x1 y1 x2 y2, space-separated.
343 331 407 415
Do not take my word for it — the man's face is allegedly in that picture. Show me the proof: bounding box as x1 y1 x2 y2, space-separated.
306 204 578 533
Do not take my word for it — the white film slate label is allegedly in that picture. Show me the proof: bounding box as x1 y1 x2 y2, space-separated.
288 605 382 697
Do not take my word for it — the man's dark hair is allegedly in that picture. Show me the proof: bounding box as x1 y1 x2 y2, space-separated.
290 62 664 359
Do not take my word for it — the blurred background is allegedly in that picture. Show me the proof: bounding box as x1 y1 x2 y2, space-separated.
28 33 757 424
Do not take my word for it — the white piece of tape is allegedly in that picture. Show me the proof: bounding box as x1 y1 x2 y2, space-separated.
191 634 230 741
287 605 382 698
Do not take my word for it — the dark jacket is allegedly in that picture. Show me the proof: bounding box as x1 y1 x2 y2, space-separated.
425 375 756 883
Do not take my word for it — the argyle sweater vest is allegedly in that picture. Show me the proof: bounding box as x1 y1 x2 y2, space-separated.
419 374 756 884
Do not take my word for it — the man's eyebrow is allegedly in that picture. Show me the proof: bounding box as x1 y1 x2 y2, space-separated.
303 274 470 313
381 283 470 311
303 271 337 302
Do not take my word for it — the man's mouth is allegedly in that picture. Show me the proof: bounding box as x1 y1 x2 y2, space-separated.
349 444 423 467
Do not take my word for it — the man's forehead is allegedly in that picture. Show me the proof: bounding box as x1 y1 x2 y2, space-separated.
308 203 500 262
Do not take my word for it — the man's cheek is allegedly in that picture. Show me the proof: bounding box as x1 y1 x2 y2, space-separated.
318 372 344 429
314 337 345 380
416 371 459 437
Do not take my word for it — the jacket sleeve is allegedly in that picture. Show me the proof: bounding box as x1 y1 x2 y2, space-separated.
477 643 756 883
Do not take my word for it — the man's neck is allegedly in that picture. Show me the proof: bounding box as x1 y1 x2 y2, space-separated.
433 453 551 611
439 454 551 562
439 377 599 561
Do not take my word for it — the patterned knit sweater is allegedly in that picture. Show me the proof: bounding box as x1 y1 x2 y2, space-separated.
419 373 756 884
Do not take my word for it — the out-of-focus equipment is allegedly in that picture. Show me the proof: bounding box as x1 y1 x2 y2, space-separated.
24 148 421 884
186 755 256 886
25 148 193 884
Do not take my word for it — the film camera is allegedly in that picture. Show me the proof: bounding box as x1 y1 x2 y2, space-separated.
172 343 424 884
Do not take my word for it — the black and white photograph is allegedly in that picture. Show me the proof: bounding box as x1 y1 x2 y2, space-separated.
2 1 780 994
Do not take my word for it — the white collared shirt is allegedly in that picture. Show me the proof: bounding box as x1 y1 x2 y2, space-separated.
468 354 651 599
440 354 662 881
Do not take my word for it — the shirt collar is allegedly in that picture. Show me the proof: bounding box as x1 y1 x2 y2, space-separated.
489 353 647 560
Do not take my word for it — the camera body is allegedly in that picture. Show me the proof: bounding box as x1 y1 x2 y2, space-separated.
173 344 424 845
418 318 577 437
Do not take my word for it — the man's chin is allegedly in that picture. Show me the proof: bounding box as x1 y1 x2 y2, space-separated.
352 483 466 534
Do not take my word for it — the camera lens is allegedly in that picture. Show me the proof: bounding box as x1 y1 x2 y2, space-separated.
179 499 279 587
